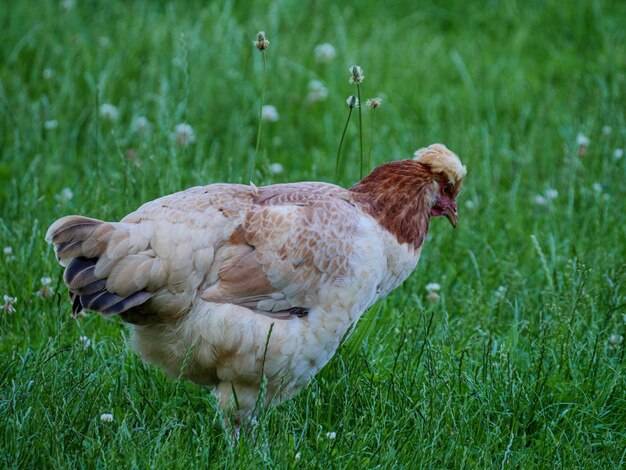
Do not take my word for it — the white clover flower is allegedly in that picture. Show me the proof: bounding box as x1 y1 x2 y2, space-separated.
602 125 612 135
61 0 75 11
261 105 279 122
366 97 382 109
394 327 400 335
609 333 623 345
295 452 301 460
99 103 119 122
533 195 548 206
269 163 284 175
100 413 114 423
495 285 507 299
346 95 359 108
173 123 196 147
43 68 55 80
2 295 16 314
545 188 558 200
307 80 328 103
326 431 337 439
37 279 54 298
426 283 441 292
348 65 364 85
592 182 603 193
55 187 74 204
576 132 590 147
132 116 152 135
427 292 441 302
78 335 92 350
464 199 476 210
253 31 270 51
3 247 14 263
44 120 59 130
614 148 623 160
314 43 336 63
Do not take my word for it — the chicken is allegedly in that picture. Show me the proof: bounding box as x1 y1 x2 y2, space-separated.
45 143 466 426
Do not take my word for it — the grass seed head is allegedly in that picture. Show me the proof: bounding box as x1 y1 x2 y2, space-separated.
348 65 364 84
346 95 359 108
254 31 270 51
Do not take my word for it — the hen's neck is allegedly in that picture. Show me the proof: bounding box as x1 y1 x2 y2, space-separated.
350 160 436 249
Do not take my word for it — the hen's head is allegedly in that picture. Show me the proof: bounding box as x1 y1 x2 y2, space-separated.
351 143 466 248
413 144 466 227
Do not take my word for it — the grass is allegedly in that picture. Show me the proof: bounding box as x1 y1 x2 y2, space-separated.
1 0 626 467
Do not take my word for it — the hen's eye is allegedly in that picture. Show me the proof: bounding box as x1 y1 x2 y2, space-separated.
443 186 452 196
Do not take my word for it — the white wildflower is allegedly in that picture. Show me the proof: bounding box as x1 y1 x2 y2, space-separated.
44 119 59 130
78 335 92 350
577 132 589 156
173 123 196 147
55 187 74 204
609 333 623 345
346 95 359 108
307 80 329 103
545 188 558 200
614 148 623 160
348 65 364 85
132 116 152 135
269 163 284 175
261 105 279 122
602 125 612 135
533 195 548 206
576 132 590 146
427 292 441 302
495 285 507 299
99 103 119 122
314 43 336 63
426 283 441 292
2 295 16 314
295 452 302 460
253 31 270 51
37 276 54 298
43 68 55 80
592 182 602 193
366 97 382 109
464 199 476 210
3 247 14 263
326 431 337 439
61 0 75 11
394 327 400 335
99 413 114 423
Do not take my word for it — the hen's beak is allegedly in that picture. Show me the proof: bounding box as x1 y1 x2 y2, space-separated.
444 207 458 228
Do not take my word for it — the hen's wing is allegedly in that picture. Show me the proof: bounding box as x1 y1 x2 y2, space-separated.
200 183 362 317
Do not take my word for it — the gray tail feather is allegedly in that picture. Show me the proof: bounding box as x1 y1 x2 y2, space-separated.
64 256 153 316
47 215 154 317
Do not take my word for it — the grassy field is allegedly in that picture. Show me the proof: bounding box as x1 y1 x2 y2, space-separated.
2 0 626 467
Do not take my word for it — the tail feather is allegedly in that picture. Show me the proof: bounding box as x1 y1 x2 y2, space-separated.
46 216 154 317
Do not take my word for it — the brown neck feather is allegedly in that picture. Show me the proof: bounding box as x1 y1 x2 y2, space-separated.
350 160 436 249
